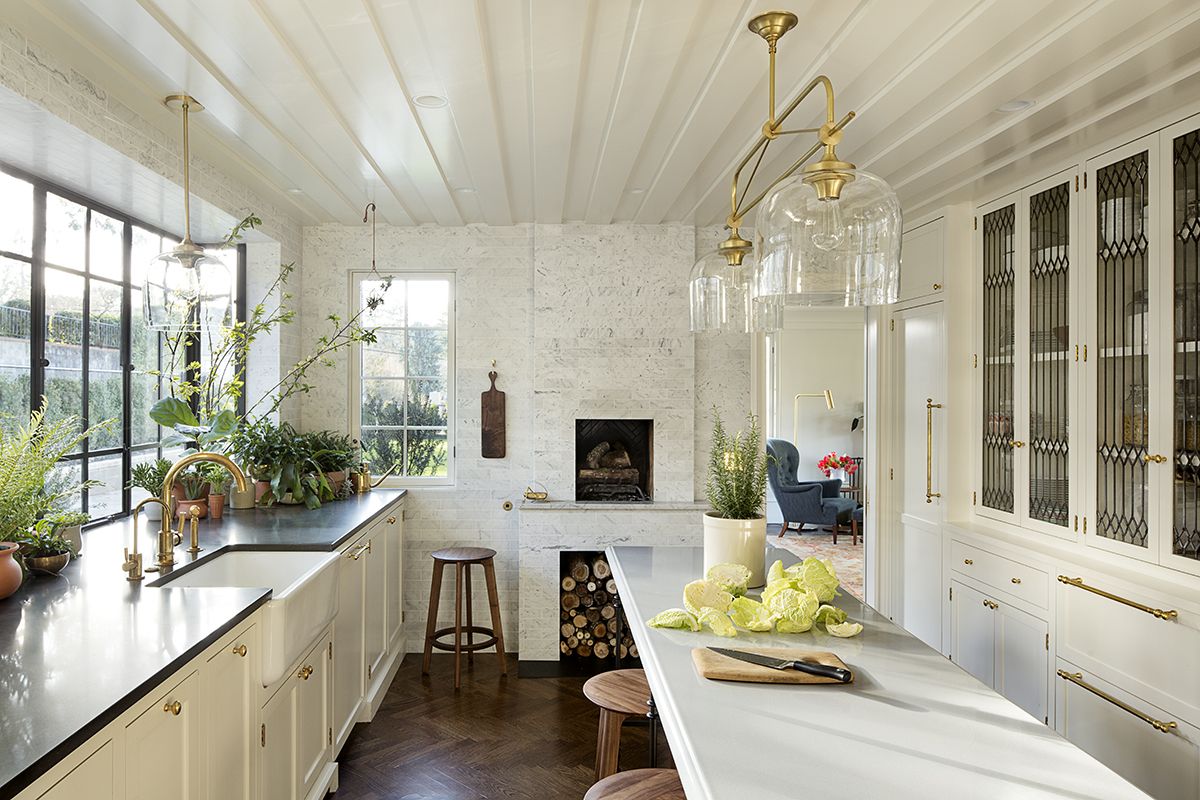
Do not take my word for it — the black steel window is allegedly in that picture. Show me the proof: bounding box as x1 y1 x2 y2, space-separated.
0 162 244 524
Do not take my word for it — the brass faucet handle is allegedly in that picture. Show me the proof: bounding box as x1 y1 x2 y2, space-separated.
186 505 203 554
122 548 144 582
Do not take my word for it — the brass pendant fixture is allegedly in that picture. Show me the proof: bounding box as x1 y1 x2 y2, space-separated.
144 94 233 332
690 11 901 332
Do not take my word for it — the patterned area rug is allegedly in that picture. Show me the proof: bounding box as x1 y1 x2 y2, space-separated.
770 525 865 600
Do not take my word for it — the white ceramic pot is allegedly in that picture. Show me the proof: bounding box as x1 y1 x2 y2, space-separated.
229 482 257 510
61 525 82 556
141 500 162 521
702 513 767 588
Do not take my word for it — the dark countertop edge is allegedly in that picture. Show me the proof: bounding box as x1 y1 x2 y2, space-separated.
0 591 270 800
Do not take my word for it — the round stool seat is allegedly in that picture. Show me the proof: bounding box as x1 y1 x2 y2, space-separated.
584 769 685 800
431 546 496 563
583 669 651 716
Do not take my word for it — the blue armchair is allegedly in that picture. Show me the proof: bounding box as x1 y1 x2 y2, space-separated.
766 438 859 544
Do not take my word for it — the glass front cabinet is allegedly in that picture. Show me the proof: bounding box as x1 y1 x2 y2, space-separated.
976 113 1200 576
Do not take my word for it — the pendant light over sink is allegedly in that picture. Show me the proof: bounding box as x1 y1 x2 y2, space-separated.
688 11 901 332
144 94 233 332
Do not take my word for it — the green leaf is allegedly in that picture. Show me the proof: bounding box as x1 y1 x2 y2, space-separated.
149 397 199 430
198 409 239 445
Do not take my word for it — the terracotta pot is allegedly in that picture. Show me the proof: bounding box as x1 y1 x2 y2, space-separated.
702 513 767 588
173 486 208 519
325 470 346 496
208 493 226 519
255 481 272 503
25 551 71 575
0 543 22 600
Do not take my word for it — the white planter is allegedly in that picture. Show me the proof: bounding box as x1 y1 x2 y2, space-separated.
702 513 767 588
141 501 162 522
828 468 847 485
61 524 82 556
229 482 257 510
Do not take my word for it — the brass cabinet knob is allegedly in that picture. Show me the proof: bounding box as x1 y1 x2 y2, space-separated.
1142 453 1168 464
298 665 313 680
963 558 973 565
1009 440 1025 449
232 644 248 657
981 599 999 610
1011 577 1022 585
163 700 182 716
387 515 397 525
933 283 942 291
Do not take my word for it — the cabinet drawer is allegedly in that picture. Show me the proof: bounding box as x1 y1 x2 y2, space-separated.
1057 572 1200 726
1056 661 1199 799
951 540 1047 607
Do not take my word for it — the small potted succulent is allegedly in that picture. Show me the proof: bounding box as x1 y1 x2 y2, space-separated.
129 458 172 520
201 464 232 519
16 519 78 575
174 469 208 519
45 511 89 557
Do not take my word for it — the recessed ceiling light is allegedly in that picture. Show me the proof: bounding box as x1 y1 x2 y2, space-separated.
414 94 448 109
286 187 304 194
629 188 646 195
996 99 1035 113
454 187 477 194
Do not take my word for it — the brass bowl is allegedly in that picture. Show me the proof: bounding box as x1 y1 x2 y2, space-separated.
25 552 71 575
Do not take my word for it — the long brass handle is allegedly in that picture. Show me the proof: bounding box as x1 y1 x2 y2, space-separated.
926 399 943 503
1057 576 1178 620
347 543 369 561
163 700 182 716
232 644 247 658
1057 670 1178 733
1142 453 1167 464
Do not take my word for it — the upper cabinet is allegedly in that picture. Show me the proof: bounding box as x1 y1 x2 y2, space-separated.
1083 115 1200 576
899 217 946 302
975 169 1079 540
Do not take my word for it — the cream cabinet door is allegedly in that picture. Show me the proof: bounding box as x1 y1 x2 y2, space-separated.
386 509 404 647
950 581 995 687
126 671 202 800
1056 662 1200 799
333 541 366 751
295 635 331 797
899 217 945 301
36 740 116 800
364 524 388 684
260 680 295 800
994 600 1048 723
202 624 258 800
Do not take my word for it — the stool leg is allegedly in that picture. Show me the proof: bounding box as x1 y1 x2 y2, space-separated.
852 518 859 546
483 558 508 676
454 562 464 690
422 560 445 676
464 562 474 666
647 697 659 768
595 709 625 781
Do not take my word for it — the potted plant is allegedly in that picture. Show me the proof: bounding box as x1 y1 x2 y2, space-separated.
703 411 769 588
174 469 208 519
0 542 21 600
301 430 354 496
201 464 232 519
128 458 172 520
15 519 77 575
817 452 857 484
45 511 89 557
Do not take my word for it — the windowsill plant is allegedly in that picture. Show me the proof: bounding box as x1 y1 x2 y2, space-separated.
200 463 233 519
128 457 172 521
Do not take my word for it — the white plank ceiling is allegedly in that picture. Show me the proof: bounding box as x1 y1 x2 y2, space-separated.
13 0 1200 227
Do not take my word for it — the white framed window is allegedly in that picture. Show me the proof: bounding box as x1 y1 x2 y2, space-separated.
351 271 454 485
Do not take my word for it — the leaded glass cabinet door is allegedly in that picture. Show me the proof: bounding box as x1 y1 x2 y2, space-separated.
1163 117 1200 575
980 199 1017 520
1085 134 1162 562
1026 173 1076 537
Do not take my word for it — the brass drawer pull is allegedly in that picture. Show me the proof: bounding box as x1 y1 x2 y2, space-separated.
163 700 182 716
1142 453 1168 464
1008 440 1025 448
347 543 369 561
982 599 998 610
1011 577 1021 585
298 665 314 680
387 515 397 524
232 644 248 657
1057 670 1178 733
963 558 973 565
1057 576 1178 620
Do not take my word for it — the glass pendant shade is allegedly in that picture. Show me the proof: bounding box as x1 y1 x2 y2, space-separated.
144 242 231 332
756 169 901 307
689 250 755 333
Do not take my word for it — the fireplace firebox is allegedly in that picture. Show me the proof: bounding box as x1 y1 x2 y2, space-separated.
574 419 653 502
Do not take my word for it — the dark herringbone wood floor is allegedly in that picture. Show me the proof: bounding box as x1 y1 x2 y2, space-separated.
333 654 672 799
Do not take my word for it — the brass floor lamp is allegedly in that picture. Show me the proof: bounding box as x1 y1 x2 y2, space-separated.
791 390 835 531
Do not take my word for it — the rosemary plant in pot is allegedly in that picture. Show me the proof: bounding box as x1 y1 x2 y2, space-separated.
704 412 769 588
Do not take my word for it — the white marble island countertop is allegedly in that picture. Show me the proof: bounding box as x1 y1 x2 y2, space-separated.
607 545 1148 800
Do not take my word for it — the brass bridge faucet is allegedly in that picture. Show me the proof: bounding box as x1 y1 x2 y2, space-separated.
153 452 248 570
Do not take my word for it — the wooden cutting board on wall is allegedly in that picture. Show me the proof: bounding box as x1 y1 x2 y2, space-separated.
481 370 506 458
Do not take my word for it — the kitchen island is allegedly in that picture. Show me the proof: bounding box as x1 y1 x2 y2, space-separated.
607 545 1148 799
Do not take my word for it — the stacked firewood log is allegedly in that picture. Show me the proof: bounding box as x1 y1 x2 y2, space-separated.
559 555 638 661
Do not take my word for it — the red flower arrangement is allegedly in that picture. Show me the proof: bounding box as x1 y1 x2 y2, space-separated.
817 452 858 478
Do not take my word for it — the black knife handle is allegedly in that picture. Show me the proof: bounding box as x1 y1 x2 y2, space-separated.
789 660 852 683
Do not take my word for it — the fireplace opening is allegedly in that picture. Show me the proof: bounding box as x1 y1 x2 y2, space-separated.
574 419 653 502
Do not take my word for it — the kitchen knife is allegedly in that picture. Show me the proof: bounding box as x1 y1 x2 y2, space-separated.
708 647 853 683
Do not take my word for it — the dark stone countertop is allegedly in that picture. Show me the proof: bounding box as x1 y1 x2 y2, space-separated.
0 489 406 800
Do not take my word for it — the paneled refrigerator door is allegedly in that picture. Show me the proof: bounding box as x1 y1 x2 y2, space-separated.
1084 133 1163 564
977 194 1021 525
1024 170 1079 540
1160 114 1200 576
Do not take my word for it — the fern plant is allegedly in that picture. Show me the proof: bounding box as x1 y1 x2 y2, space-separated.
705 410 769 520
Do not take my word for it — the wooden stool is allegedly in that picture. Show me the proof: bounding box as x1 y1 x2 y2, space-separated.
583 668 657 781
583 769 685 800
421 547 507 689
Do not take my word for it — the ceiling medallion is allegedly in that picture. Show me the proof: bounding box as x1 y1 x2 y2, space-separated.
690 11 902 333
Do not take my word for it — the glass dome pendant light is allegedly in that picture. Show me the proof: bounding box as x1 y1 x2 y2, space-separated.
144 94 232 332
689 10 901 331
